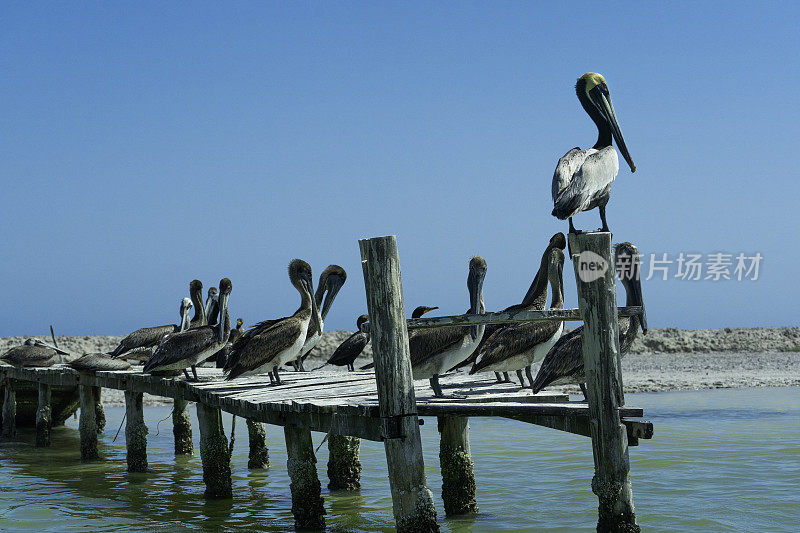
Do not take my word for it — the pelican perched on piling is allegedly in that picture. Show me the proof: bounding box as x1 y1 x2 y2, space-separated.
323 315 370 371
551 73 636 234
224 260 322 384
109 297 193 360
409 256 487 397
470 246 565 386
1 339 68 368
530 242 647 397
294 264 347 371
143 279 232 381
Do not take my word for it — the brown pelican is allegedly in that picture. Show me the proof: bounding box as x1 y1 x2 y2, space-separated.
212 318 243 369
294 265 347 371
530 242 647 397
224 260 322 384
1 339 67 367
551 73 635 234
452 233 566 384
189 279 207 329
205 286 219 326
69 353 132 372
409 256 487 397
322 315 370 371
359 306 437 371
469 247 565 387
143 278 232 380
109 298 193 359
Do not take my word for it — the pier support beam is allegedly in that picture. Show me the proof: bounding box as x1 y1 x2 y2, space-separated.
284 425 325 529
327 435 362 491
36 383 52 447
196 402 232 498
94 387 106 434
570 232 639 532
438 416 478 516
125 391 148 472
246 419 269 469
172 397 193 455
79 384 99 460
2 380 16 439
360 235 439 532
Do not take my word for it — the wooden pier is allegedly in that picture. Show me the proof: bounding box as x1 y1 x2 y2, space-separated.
0 232 652 531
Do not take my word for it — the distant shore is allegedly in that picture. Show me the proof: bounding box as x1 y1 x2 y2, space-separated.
2 327 798 405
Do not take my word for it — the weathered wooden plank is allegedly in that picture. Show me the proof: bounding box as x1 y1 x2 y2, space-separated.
570 232 639 531
416 401 643 418
360 235 438 532
503 413 653 445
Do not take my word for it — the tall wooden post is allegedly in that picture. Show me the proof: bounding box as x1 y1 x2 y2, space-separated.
196 402 232 498
360 235 439 533
284 425 325 529
2 379 16 439
94 387 106 433
246 419 269 469
438 416 478 515
569 232 639 532
172 397 193 455
36 383 52 447
125 391 148 472
79 384 99 460
327 435 362 490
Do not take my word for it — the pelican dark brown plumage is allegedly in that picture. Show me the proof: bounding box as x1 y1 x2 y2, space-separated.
294 264 347 371
109 297 193 359
323 315 370 371
1 339 66 368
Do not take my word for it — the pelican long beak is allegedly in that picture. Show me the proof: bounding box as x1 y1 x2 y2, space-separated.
593 87 635 172
218 293 229 343
629 274 647 334
180 305 191 332
308 278 323 336
468 272 485 340
320 278 344 320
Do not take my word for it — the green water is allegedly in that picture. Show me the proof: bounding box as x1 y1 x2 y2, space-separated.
1 387 798 531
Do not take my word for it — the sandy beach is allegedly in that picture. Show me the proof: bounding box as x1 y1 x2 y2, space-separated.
2 327 798 405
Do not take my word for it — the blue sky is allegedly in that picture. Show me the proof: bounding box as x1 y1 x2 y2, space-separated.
1 2 798 336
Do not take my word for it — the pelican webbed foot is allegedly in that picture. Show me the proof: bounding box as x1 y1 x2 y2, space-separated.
273 367 283 385
494 372 504 383
430 375 444 398
525 367 536 392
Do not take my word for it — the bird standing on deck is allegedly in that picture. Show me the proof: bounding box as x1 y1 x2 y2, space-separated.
293 264 347 371
551 73 636 234
109 297 194 361
143 278 232 381
409 256 487 397
323 315 370 371
530 242 647 397
1 339 67 368
359 305 438 371
224 260 322 384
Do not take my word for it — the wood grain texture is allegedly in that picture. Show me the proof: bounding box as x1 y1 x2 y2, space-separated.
438 416 478 516
124 391 148 472
79 384 98 460
284 425 325 529
172 397 193 455
196 402 232 498
36 383 51 447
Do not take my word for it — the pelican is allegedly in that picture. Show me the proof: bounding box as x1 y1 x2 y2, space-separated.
69 353 132 372
205 286 219 326
212 318 243 369
1 339 68 368
143 278 232 381
530 242 647 397
470 246 565 386
359 306 438 371
551 73 635 234
452 233 566 384
109 297 193 359
293 264 347 371
409 256 487 397
224 260 322 384
322 315 370 371
189 279 207 329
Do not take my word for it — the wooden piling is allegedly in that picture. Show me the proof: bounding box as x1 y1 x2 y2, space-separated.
172 397 193 455
246 419 269 469
124 391 148 472
2 379 16 439
327 435 362 491
360 235 439 533
36 383 52 447
79 384 99 460
196 402 232 498
94 386 106 433
438 416 478 516
284 425 326 529
569 232 639 532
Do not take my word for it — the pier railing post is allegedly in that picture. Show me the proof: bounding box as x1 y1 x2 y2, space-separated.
79 384 99 460
327 434 362 491
36 383 52 447
246 419 269 469
284 425 325 529
569 232 639 532
196 402 232 498
359 235 439 533
124 391 148 472
172 397 193 455
438 416 478 516
2 379 16 439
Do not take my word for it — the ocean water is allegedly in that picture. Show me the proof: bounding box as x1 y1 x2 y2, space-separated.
1 387 798 532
